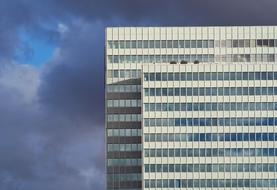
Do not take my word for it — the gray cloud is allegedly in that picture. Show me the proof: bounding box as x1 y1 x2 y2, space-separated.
1 0 277 59
38 20 104 125
0 20 105 190
48 0 277 25
1 0 277 190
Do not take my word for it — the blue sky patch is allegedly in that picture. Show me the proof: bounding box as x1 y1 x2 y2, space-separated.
15 31 56 67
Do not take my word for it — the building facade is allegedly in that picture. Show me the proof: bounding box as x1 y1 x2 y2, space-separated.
105 26 277 190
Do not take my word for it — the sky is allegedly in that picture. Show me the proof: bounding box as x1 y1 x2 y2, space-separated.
1 0 277 189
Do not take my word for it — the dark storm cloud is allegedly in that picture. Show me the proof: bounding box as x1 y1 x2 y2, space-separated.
1 0 277 59
0 61 105 190
50 0 277 25
1 0 277 190
38 21 104 126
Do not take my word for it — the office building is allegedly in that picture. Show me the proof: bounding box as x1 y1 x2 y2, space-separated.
106 26 277 189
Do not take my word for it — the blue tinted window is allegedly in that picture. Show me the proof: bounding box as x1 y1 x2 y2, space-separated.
193 72 198 80
223 72 229 80
251 133 256 141
187 88 192 96
205 134 211 141
187 72 192 81
231 134 236 141
162 73 167 80
150 89 155 96
243 72 248 80
262 72 267 80
168 73 174 81
193 88 198 96
225 134 230 141
162 88 167 96
156 88 161 96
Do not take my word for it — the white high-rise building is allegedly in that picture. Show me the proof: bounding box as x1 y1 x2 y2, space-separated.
105 26 277 190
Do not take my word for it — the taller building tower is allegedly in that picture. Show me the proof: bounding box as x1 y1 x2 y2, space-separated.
105 26 277 190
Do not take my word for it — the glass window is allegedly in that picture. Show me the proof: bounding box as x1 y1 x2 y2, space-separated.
162 88 167 96
211 87 217 96
218 72 223 80
225 40 232 47
173 40 178 48
269 54 275 62
186 88 192 96
174 73 180 81
250 39 256 47
261 72 267 80
156 73 161 81
162 73 167 81
197 40 202 48
149 179 156 188
131 40 136 48
149 73 155 81
119 40 125 48
191 40 196 48
202 40 208 48
144 88 149 96
181 73 186 80
125 40 131 48
167 40 173 48
187 72 192 81
179 40 184 48
138 55 143 63
185 55 190 62
233 40 238 47
149 40 154 48
223 72 230 80
155 40 160 48
269 39 274 47
208 40 214 48
143 40 148 48
150 88 155 96
193 72 198 80
168 88 174 96
161 40 166 48
163 179 169 188
137 40 142 48
238 39 244 47
204 72 211 80
257 39 263 47
155 55 161 63
168 73 174 81
263 39 269 46
199 72 204 80
245 39 250 47
185 40 190 48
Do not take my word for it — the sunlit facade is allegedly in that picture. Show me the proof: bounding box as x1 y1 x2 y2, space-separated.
105 26 277 190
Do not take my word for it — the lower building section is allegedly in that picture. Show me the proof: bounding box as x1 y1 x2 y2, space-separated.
107 180 142 189
106 79 142 190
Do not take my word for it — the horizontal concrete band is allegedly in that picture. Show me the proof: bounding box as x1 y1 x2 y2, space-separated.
106 121 141 129
107 181 142 189
107 92 141 99
107 107 141 114
107 151 141 159
107 166 142 174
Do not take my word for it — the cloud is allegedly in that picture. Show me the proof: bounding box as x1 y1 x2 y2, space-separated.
1 0 277 60
38 20 104 125
0 61 40 102
49 0 277 25
0 20 105 190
